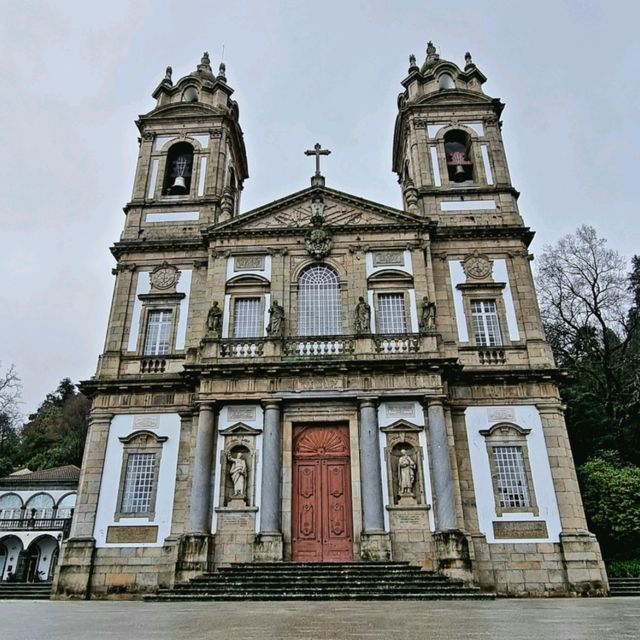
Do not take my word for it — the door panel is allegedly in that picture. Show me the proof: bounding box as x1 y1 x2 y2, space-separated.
292 424 353 562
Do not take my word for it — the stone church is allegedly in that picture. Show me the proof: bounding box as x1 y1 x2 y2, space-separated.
54 45 607 598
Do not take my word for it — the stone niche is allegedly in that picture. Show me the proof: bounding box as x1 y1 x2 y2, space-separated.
382 420 432 565
214 422 261 565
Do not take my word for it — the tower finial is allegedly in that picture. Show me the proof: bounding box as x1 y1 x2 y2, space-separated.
408 54 418 72
197 51 213 75
425 41 440 66
164 66 173 85
218 62 227 82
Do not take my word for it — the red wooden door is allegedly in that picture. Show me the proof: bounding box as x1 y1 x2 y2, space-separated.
292 425 353 562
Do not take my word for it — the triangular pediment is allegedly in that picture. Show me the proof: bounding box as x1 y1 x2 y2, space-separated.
380 419 423 433
219 422 262 436
212 186 425 235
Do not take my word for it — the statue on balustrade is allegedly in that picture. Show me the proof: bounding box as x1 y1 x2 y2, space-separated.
419 296 436 333
354 296 371 334
206 301 223 337
267 300 285 338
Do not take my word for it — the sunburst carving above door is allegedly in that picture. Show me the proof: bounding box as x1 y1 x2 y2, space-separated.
294 426 350 457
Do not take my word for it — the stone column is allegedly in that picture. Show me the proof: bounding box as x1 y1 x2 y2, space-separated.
359 398 385 533
426 397 457 530
259 400 282 534
188 402 216 534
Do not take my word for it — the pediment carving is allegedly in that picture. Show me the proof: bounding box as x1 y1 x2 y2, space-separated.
380 419 423 433
219 422 262 436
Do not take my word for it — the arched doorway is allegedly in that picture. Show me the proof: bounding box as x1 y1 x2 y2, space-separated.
0 542 7 579
0 535 23 581
25 535 59 583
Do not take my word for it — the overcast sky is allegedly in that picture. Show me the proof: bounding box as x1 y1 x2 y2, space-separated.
1 1 639 416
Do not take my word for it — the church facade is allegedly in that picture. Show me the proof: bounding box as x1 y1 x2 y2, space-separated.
54 46 607 598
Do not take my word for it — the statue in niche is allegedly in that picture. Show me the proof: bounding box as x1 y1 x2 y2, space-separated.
266 300 285 337
206 301 223 337
227 451 247 498
398 449 417 495
354 296 371 334
419 296 437 333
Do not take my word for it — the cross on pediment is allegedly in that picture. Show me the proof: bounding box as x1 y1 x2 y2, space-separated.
304 142 331 177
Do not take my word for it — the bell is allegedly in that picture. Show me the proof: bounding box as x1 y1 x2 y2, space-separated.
170 176 187 194
454 164 466 176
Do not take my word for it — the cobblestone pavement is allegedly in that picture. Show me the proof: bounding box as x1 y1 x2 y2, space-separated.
1 598 639 640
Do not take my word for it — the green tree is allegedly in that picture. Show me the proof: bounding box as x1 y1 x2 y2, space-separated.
18 378 90 470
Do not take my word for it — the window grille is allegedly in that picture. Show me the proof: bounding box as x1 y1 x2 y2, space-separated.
493 445 531 508
121 453 156 513
233 298 262 338
471 299 502 346
378 293 408 334
297 266 342 336
144 310 173 355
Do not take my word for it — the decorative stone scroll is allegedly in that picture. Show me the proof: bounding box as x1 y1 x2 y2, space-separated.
462 252 493 280
150 262 180 291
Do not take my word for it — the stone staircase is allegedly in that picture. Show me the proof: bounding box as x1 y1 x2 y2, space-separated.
608 577 640 596
0 582 52 600
148 562 493 601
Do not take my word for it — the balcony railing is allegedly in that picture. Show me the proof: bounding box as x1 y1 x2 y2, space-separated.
283 336 355 357
374 334 421 354
0 517 72 539
219 339 265 358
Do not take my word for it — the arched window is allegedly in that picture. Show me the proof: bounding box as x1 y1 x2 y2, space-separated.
438 73 456 90
444 130 474 183
0 494 22 520
163 142 194 195
56 493 77 519
297 265 342 336
24 494 55 520
182 86 199 102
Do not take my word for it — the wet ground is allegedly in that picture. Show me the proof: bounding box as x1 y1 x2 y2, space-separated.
1 597 639 640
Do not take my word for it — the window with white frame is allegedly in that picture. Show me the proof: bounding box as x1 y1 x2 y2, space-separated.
493 445 531 508
115 430 166 520
121 453 156 513
0 494 22 519
233 297 262 338
56 493 76 519
144 309 173 355
297 265 342 336
377 293 408 334
480 422 538 516
24 493 55 519
471 299 502 346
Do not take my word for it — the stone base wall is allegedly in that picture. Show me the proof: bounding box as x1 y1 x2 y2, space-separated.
470 533 608 596
213 509 257 566
359 532 392 561
388 507 432 566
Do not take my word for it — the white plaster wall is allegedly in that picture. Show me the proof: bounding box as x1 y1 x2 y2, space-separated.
448 260 469 342
175 269 192 349
145 211 200 223
377 401 435 531
213 405 264 533
493 259 521 341
127 272 151 351
93 413 181 548
465 405 562 543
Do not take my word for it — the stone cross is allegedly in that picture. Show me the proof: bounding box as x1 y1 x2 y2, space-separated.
304 143 331 176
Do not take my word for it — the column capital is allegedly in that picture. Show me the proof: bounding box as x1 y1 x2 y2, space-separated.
536 401 566 415
195 400 215 411
357 396 379 408
262 398 282 410
89 410 114 424
422 394 446 408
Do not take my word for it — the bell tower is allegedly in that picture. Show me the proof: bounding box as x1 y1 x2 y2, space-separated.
393 42 521 227
124 52 249 240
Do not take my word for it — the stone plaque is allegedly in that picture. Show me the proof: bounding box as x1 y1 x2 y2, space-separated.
488 407 516 422
373 251 404 267
394 512 423 527
228 406 257 421
385 402 416 418
234 255 265 271
493 520 548 539
106 526 158 544
133 414 160 429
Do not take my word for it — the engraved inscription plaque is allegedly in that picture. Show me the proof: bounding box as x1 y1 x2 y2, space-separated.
234 255 265 271
373 251 404 267
106 526 158 544
133 414 160 429
493 520 548 539
488 407 516 422
386 402 416 418
228 406 257 421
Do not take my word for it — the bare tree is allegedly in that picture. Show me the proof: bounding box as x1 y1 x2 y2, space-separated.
0 363 21 423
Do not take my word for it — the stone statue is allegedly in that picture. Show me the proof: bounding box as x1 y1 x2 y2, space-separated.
206 301 223 337
354 296 371 334
266 300 285 337
164 66 172 82
398 449 416 495
419 296 436 332
227 451 247 498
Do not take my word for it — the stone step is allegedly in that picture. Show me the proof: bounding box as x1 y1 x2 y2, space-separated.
147 561 494 601
0 583 52 600
149 591 494 602
608 577 640 596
